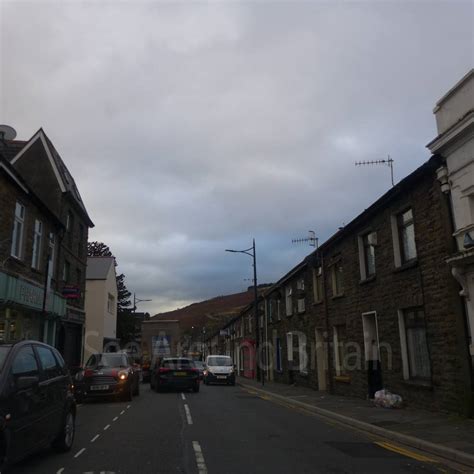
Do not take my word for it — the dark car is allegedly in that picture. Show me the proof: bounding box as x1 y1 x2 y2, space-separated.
74 352 140 402
150 357 200 393
140 358 151 383
0 340 76 470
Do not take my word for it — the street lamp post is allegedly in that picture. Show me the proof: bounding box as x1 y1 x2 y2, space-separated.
226 239 264 386
132 293 152 350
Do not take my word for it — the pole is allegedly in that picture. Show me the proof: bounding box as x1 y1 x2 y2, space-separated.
252 239 263 385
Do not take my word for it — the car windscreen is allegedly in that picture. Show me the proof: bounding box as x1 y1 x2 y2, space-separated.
86 353 127 368
162 359 194 369
193 361 204 368
207 357 232 367
0 346 11 371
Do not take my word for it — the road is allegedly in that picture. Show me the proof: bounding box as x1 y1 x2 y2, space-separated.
9 383 465 474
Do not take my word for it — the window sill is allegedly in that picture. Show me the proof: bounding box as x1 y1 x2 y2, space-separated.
10 255 25 266
359 275 376 285
312 300 324 306
393 259 418 273
334 375 351 383
401 379 433 390
297 310 306 315
331 294 345 300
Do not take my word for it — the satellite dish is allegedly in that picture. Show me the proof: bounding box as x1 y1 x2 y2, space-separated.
0 125 17 141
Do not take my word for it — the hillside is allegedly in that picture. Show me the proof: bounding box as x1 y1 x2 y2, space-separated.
151 288 258 334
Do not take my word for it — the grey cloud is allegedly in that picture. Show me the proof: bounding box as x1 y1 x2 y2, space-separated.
1 1 472 314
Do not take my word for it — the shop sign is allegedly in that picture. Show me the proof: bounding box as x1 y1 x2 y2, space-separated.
0 271 66 316
62 285 81 299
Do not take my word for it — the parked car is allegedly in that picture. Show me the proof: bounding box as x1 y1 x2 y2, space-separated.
0 340 76 470
203 355 235 385
74 352 140 402
193 360 205 380
150 357 200 393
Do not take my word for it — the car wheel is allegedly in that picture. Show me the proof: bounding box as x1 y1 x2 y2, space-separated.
53 410 75 452
193 384 200 393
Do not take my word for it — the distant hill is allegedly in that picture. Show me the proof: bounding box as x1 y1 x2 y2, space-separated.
152 286 270 334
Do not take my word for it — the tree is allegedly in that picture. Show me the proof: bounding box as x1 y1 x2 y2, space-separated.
87 241 131 311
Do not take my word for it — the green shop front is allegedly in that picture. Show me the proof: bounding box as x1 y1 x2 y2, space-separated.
0 271 66 345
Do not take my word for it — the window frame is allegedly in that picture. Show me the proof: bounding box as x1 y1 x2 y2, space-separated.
330 261 344 297
31 219 43 270
11 201 26 259
285 285 293 316
312 267 323 303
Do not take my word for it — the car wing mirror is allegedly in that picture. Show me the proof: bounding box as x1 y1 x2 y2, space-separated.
17 375 39 390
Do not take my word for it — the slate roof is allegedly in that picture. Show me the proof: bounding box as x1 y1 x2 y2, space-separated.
0 130 94 227
0 140 27 162
86 257 116 280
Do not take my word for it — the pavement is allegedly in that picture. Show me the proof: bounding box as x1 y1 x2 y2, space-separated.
237 375 474 469
7 381 471 474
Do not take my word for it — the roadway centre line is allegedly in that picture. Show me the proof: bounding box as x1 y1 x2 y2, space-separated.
192 441 208 474
181 393 186 400
120 410 125 415
184 404 193 425
113 416 119 422
74 448 86 458
104 424 110 431
126 405 131 409
90 434 100 443
56 468 64 474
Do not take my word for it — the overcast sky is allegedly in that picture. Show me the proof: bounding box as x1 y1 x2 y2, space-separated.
1 0 472 315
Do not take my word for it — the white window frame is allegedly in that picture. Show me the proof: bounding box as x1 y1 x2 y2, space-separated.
31 219 43 270
285 285 293 316
331 262 344 297
107 293 115 314
297 296 305 313
391 208 417 267
276 299 281 321
286 332 293 362
358 232 376 280
398 308 431 381
312 267 323 302
11 202 25 259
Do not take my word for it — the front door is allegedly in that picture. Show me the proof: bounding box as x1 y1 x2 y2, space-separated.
362 312 383 398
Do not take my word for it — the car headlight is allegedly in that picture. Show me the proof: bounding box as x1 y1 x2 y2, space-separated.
118 370 128 381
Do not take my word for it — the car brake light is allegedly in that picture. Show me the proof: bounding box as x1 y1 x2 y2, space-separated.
84 369 94 377
158 368 171 373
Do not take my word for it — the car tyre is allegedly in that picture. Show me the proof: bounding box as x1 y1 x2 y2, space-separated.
52 410 75 452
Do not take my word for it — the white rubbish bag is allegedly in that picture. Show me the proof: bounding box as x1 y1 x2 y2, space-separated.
374 389 403 408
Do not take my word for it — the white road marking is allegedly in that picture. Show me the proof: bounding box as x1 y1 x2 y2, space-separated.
56 468 64 474
77 404 83 408
90 434 100 443
181 393 186 400
126 405 131 409
74 447 85 458
113 416 119 422
104 424 110 431
120 410 125 415
184 404 193 425
192 441 207 474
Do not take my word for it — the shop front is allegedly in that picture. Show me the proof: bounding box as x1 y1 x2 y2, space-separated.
0 270 66 344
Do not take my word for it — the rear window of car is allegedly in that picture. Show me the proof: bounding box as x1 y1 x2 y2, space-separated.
162 359 194 369
207 357 232 367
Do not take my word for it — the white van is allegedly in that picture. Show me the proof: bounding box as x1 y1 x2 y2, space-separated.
203 355 235 385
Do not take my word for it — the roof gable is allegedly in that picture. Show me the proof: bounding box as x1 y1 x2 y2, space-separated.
86 257 116 280
11 130 67 192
